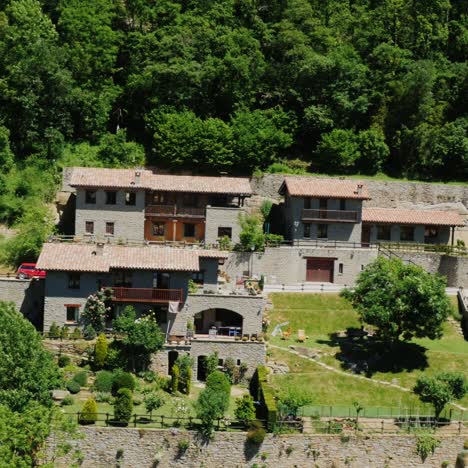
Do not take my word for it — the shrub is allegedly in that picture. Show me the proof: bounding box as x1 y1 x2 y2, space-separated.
73 371 88 387
60 326 69 339
79 398 98 425
48 322 60 338
112 370 135 395
203 353 218 378
171 364 179 394
66 380 81 394
218 235 232 251
95 392 113 403
246 420 266 445
83 324 96 340
71 328 82 339
144 392 165 415
60 395 74 406
415 432 440 462
114 388 133 424
94 333 108 368
178 439 189 453
94 370 113 393
206 370 231 400
106 344 126 369
235 394 256 422
58 355 71 368
278 387 313 417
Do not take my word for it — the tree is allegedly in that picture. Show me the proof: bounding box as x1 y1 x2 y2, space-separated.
97 130 145 168
175 355 194 395
113 306 164 372
238 213 265 251
234 394 256 421
81 289 113 333
342 257 451 344
315 129 360 173
278 387 313 417
94 333 108 368
414 373 467 420
202 352 219 377
144 392 165 417
114 388 133 424
79 398 98 425
196 388 229 437
206 370 231 402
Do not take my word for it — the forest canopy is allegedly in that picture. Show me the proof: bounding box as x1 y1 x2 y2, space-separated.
0 0 466 248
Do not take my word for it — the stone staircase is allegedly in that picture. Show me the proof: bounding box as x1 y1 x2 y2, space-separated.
447 316 464 337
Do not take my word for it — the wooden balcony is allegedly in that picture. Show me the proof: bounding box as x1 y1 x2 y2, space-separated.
302 209 358 223
112 287 183 303
145 205 206 218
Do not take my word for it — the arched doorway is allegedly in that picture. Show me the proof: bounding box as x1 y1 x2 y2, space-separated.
193 309 243 337
197 355 207 381
168 350 179 375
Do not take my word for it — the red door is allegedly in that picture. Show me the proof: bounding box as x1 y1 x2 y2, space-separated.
306 258 334 283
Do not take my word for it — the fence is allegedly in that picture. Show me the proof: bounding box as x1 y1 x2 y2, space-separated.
379 242 468 257
299 405 467 421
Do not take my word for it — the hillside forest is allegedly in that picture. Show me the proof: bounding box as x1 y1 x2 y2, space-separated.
0 0 466 264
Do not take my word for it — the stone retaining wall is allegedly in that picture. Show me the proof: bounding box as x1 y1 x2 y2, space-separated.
48 427 465 468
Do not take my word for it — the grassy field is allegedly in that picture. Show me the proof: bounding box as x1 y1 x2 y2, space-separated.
267 293 468 410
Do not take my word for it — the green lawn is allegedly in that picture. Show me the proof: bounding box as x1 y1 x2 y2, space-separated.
267 293 468 410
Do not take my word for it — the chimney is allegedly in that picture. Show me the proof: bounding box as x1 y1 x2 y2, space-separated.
134 170 141 185
93 242 105 256
356 184 363 195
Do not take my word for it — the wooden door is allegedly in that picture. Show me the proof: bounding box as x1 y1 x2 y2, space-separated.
306 258 334 283
361 225 371 246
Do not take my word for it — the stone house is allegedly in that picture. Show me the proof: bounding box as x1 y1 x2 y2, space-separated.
70 167 252 246
36 242 265 379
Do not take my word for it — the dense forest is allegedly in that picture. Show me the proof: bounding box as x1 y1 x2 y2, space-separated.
0 0 467 262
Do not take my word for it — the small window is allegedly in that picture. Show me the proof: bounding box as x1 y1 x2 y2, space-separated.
400 226 414 241
105 191 117 205
317 224 328 239
85 221 94 235
184 223 196 238
125 192 136 206
218 358 224 366
304 198 311 209
338 263 343 274
377 225 391 241
105 222 115 236
66 305 79 323
113 270 133 288
192 271 204 285
236 359 241 366
85 190 96 204
340 199 346 211
68 273 80 289
152 192 166 204
361 265 365 271
217 227 232 239
303 223 311 238
152 222 165 237
319 199 327 210
424 226 438 239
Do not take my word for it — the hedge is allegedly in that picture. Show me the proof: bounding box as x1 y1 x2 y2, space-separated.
249 365 277 431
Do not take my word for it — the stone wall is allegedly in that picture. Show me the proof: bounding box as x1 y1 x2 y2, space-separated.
49 427 465 468
205 206 244 245
0 278 44 328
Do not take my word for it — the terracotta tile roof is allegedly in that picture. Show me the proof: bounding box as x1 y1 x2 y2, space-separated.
69 167 252 195
281 177 370 199
36 244 228 272
362 208 465 226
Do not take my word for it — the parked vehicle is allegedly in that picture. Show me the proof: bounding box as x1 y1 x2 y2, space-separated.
16 263 46 279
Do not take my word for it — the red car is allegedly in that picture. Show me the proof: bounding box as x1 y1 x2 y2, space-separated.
16 263 46 279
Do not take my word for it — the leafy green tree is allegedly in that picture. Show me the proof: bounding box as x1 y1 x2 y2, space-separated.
414 373 467 420
113 306 164 372
278 387 313 417
356 129 390 175
234 394 256 421
94 333 108 368
114 388 133 424
97 130 145 168
144 392 165 417
81 289 112 333
315 129 360 173
206 370 231 403
175 355 194 395
203 352 219 377
238 213 265 251
342 257 451 344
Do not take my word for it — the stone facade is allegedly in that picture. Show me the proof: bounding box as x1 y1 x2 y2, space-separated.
223 248 379 286
205 206 245 245
0 278 44 328
48 427 465 468
75 188 146 242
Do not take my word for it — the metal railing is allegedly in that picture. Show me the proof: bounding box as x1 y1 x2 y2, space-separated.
145 205 206 218
112 287 183 303
378 242 468 256
265 239 377 249
302 209 358 222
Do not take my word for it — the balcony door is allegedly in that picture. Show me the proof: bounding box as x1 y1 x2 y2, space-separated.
153 272 170 289
319 199 327 219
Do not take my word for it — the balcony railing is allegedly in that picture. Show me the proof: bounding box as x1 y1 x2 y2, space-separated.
145 205 206 218
112 287 183 303
301 209 358 223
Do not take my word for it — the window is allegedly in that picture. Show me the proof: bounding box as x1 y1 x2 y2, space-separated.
317 224 328 239
152 222 165 237
377 225 391 241
192 271 204 285
319 199 327 210
68 273 80 289
105 222 115 236
400 226 414 241
217 227 232 239
303 223 311 238
338 263 343 274
152 192 166 204
153 272 170 289
125 192 136 206
340 199 346 211
182 194 198 208
85 190 96 204
218 358 224 366
113 270 133 288
361 265 365 271
304 198 311 209
105 191 117 205
85 221 94 235
65 305 80 323
236 359 241 366
425 226 438 239
184 223 196 237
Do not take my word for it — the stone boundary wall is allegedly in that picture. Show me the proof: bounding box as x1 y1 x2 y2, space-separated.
0 278 44 328
48 427 465 468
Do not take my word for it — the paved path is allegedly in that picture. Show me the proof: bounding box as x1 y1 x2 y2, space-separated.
268 343 467 412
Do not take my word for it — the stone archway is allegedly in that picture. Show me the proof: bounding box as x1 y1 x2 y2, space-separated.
193 308 243 337
168 350 179 375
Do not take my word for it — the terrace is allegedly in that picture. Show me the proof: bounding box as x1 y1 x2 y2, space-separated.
301 209 358 223
111 287 183 304
145 205 206 218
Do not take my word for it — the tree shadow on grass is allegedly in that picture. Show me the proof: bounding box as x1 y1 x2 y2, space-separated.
317 331 429 377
